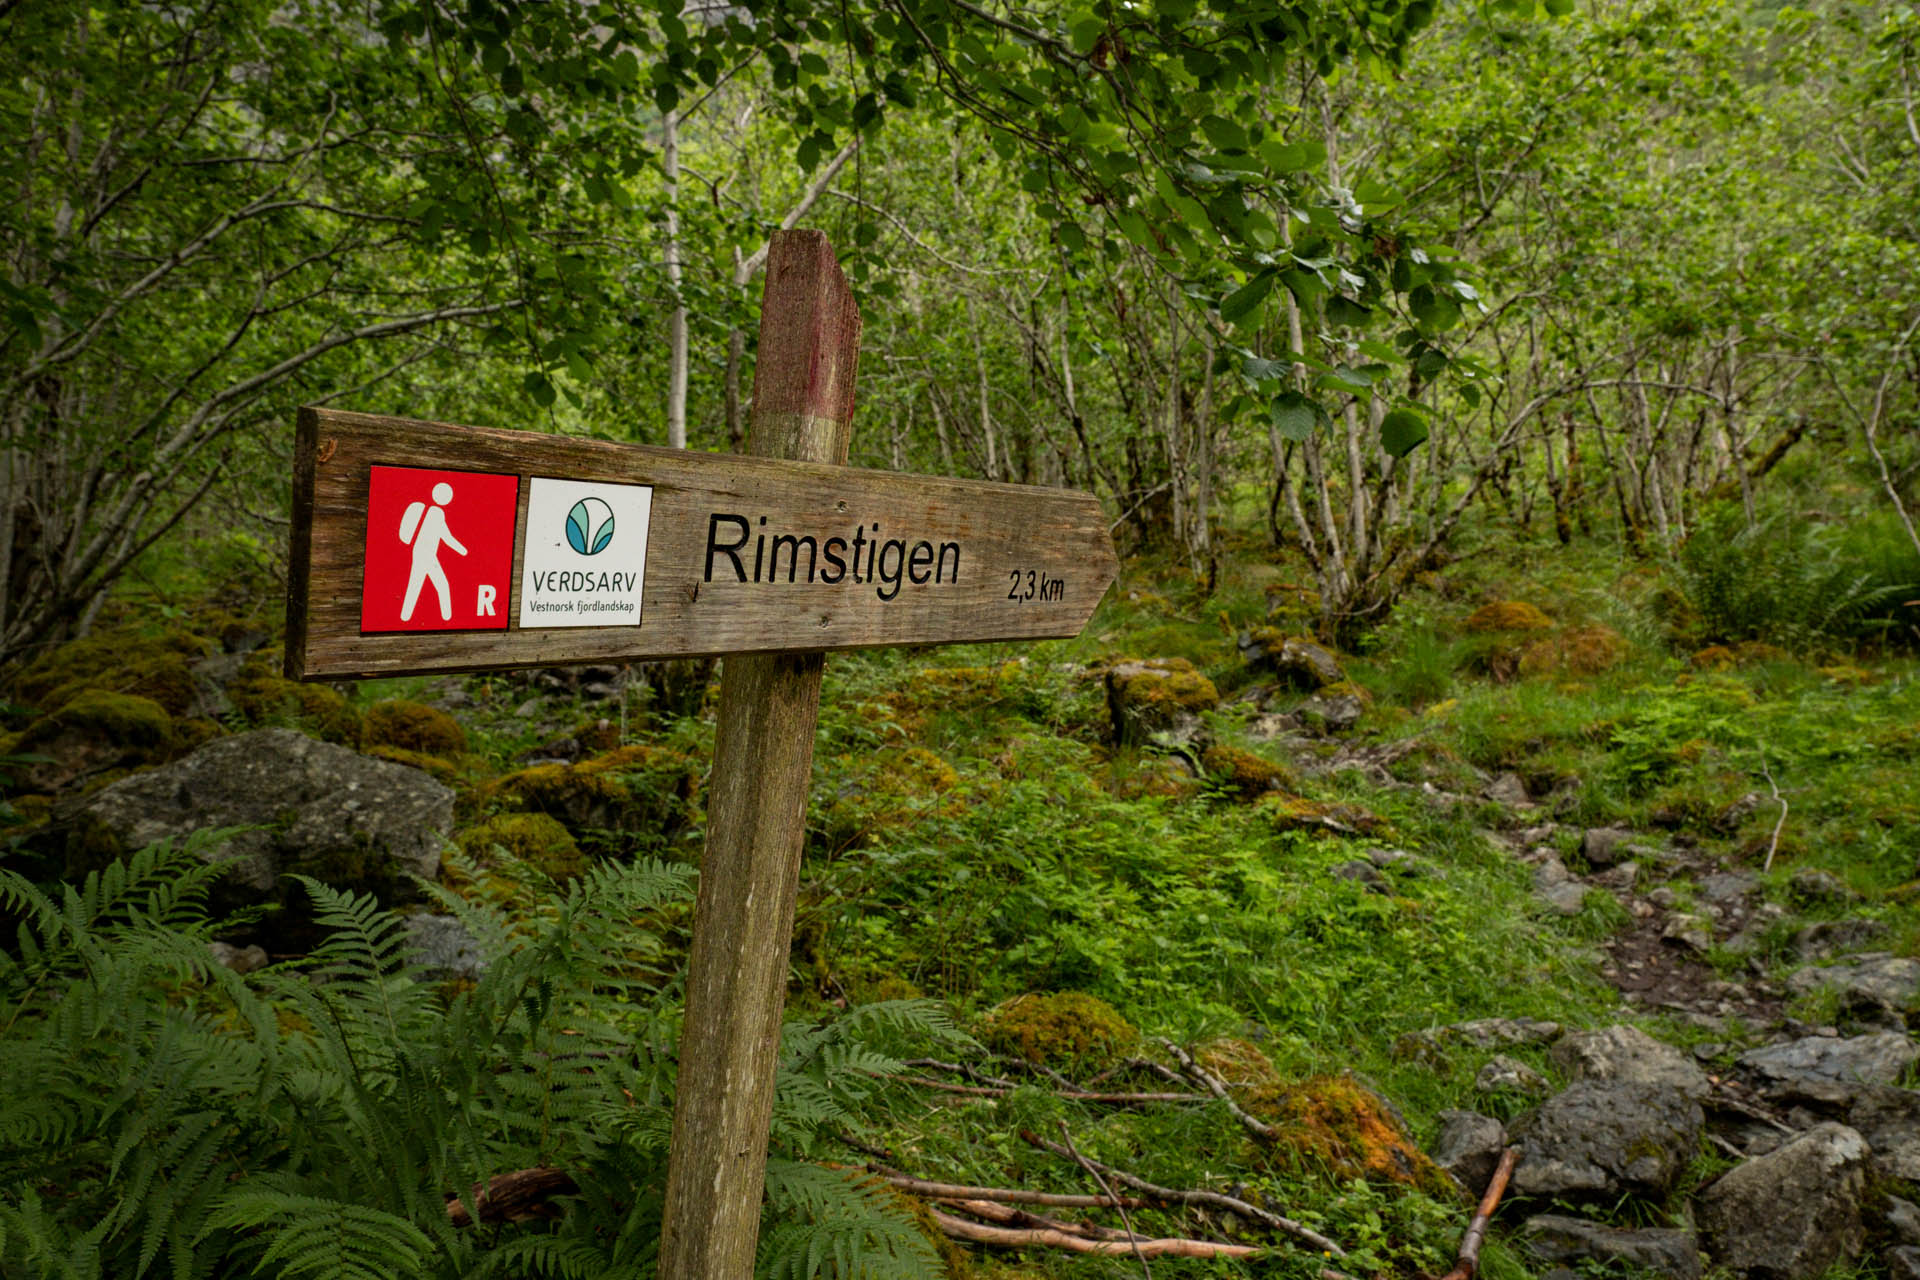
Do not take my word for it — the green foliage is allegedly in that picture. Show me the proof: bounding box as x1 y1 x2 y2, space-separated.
1671 506 1919 651
0 839 955 1280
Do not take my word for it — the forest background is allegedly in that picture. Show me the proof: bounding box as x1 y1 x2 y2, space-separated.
3 0 1920 1276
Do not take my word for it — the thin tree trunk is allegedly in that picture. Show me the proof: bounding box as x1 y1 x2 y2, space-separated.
664 110 688 450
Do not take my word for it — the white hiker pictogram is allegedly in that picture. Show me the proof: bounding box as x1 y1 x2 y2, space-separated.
398 481 468 622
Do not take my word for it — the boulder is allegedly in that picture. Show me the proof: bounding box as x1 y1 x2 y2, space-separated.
1843 1085 1920 1181
1737 1032 1918 1105
1236 629 1344 689
209 941 269 974
1431 1110 1506 1192
1579 827 1641 870
1549 1025 1711 1100
1511 1082 1703 1201
1103 658 1218 747
1533 856 1587 915
405 913 487 982
1784 953 1920 1018
1696 1122 1868 1279
66 727 450 901
17 689 176 791
1786 867 1856 905
1892 1247 1920 1280
1520 1214 1700 1280
1888 1195 1920 1246
1476 1054 1550 1096
1484 772 1533 809
1398 1017 1563 1062
1295 689 1367 734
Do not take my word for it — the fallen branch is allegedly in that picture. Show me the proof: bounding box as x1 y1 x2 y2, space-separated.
929 1207 1262 1259
445 1167 577 1227
1157 1038 1279 1142
1428 1147 1519 1280
1760 756 1788 874
1020 1128 1346 1258
942 1197 1136 1241
874 1172 1151 1209
1059 1121 1153 1278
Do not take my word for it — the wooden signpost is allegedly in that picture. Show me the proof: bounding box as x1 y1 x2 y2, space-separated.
286 230 1119 1279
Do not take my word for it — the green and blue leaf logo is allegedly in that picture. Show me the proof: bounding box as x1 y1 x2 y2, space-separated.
565 496 616 556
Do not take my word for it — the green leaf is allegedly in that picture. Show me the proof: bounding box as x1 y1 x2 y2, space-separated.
1545 0 1575 14
1219 271 1275 325
1380 408 1430 457
1271 392 1321 442
524 371 556 408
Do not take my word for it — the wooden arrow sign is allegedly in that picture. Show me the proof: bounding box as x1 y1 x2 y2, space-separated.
285 406 1118 680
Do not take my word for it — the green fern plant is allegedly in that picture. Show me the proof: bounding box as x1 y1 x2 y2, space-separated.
2 837 969 1280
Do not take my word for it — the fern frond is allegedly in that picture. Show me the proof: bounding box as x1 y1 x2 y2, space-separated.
759 1163 942 1280
204 1188 433 1280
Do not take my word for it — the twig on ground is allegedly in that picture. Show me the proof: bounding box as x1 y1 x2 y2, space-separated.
1059 1121 1153 1279
1760 756 1789 873
871 1171 1151 1209
928 1208 1263 1259
1020 1128 1347 1258
942 1197 1135 1240
1429 1146 1519 1280
1157 1037 1279 1141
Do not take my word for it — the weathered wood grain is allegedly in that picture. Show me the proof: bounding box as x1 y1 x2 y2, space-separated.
285 399 1117 679
658 230 853 1280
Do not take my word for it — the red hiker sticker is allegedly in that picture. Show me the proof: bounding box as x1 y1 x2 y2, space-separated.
360 465 519 633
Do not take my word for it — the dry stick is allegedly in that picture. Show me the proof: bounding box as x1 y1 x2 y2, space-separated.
944 1198 1136 1241
445 1167 577 1227
1430 1147 1520 1280
1760 756 1789 874
1058 1121 1153 1280
1020 1129 1347 1259
874 1172 1151 1209
1157 1038 1280 1142
928 1208 1262 1260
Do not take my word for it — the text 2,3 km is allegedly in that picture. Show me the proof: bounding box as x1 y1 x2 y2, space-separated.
1007 568 1065 603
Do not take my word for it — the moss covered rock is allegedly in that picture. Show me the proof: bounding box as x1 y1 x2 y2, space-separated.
1520 624 1629 677
1200 745 1293 798
1104 657 1218 748
491 743 699 843
17 689 176 791
8 628 210 716
454 812 584 881
979 992 1138 1069
228 673 363 746
1236 628 1346 689
364 699 466 755
1464 600 1555 633
1260 1074 1448 1192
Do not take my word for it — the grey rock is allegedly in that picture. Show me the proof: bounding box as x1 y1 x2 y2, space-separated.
1431 1017 1566 1049
1237 631 1345 689
1697 1122 1868 1279
1785 952 1920 1016
1431 1110 1506 1192
1511 1082 1704 1200
187 650 247 719
1790 917 1886 960
1485 771 1533 808
1580 827 1640 870
1700 871 1760 904
1844 1085 1920 1181
405 913 487 982
1592 861 1640 893
1891 1247 1920 1280
1738 1032 1918 1105
1787 867 1856 905
1549 1025 1711 1100
1726 901 1788 954
71 728 450 899
1534 856 1588 915
1331 859 1388 891
1477 1054 1549 1096
1520 1214 1700 1280
209 941 268 974
1296 691 1365 734
1889 1195 1920 1246
1662 914 1713 953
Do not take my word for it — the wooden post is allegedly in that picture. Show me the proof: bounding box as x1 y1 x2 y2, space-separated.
657 229 861 1280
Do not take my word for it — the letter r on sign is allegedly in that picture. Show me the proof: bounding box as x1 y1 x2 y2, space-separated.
476 584 497 616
